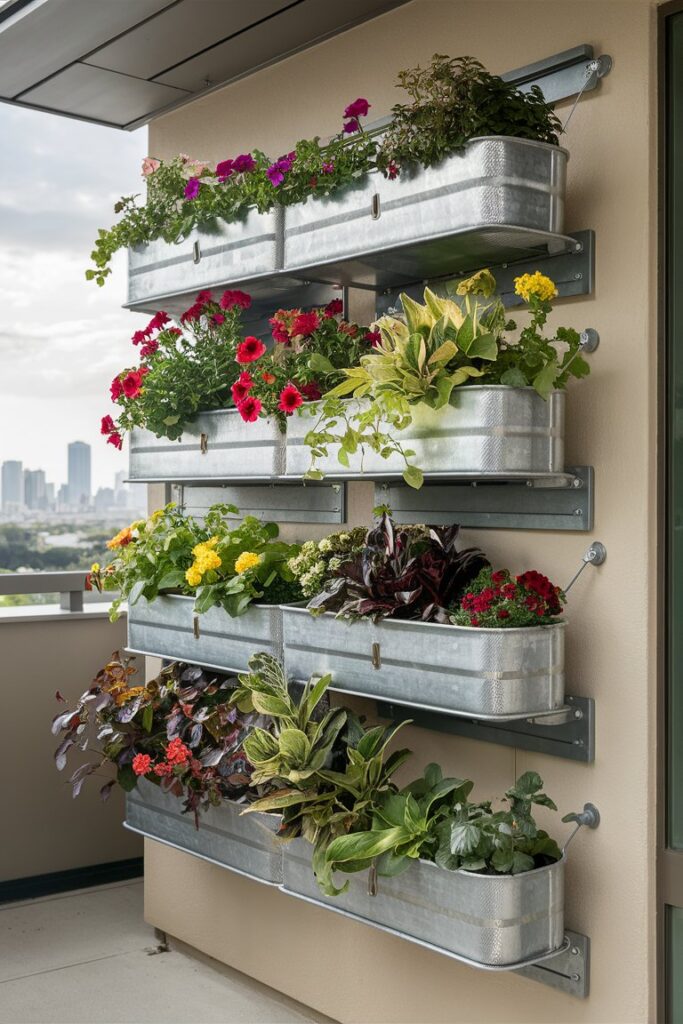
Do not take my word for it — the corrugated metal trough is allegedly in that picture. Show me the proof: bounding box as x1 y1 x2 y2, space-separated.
285 389 566 480
282 608 565 719
283 137 568 288
128 409 285 482
125 779 282 884
127 594 286 673
282 839 565 967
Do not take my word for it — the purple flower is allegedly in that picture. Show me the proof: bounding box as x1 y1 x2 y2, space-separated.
184 177 200 200
215 159 234 182
266 152 296 188
344 98 370 119
233 153 256 173
343 118 360 135
322 161 334 174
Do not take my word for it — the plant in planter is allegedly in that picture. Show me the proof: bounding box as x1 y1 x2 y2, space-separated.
287 526 368 598
87 100 377 286
452 567 565 628
376 54 562 177
306 508 488 624
300 269 589 488
322 768 563 888
88 502 302 621
102 289 251 449
52 655 267 824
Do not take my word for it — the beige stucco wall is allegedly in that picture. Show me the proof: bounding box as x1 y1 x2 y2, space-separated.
2 612 142 881
143 2 660 1020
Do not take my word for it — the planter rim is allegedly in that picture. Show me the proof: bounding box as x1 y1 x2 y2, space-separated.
284 606 566 635
296 386 565 410
139 593 301 611
416 849 567 881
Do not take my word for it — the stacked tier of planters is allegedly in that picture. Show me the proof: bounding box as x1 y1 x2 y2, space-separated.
54 652 587 967
103 269 589 488
91 506 568 719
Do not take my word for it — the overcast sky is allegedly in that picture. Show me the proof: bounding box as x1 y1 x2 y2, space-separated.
0 103 148 492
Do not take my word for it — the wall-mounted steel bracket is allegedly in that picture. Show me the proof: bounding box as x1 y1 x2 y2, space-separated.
171 482 346 525
502 44 612 105
377 694 595 762
375 230 594 316
516 929 590 997
375 466 594 532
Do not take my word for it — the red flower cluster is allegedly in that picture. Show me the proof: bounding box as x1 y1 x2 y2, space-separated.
131 738 191 779
457 567 564 628
220 289 251 311
291 310 320 338
516 570 564 617
132 753 152 776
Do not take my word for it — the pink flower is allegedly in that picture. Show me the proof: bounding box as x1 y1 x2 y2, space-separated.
344 98 370 119
237 395 262 422
291 311 320 337
322 161 334 174
132 753 152 775
166 737 191 765
300 381 322 401
212 313 225 325
278 384 304 415
122 370 144 398
324 298 343 317
100 415 115 435
387 162 399 180
231 371 254 404
343 118 360 134
107 431 123 450
236 337 266 363
365 330 382 347
215 159 234 181
184 177 200 200
267 152 295 187
196 290 213 305
110 376 124 402
141 157 160 177
234 153 256 173
220 289 252 310
153 762 172 777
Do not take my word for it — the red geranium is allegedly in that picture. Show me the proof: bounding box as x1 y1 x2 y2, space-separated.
220 289 252 310
291 311 320 337
299 381 322 401
132 753 152 776
140 338 158 359
110 375 124 401
131 329 148 345
231 370 254 404
324 298 344 317
236 336 266 363
180 302 203 324
107 432 123 450
147 311 170 332
100 415 115 435
212 313 225 325
237 396 262 422
278 384 303 415
122 370 145 398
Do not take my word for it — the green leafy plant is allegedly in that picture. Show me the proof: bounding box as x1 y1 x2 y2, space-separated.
376 54 562 176
52 655 267 824
89 503 302 621
322 769 563 892
452 567 565 628
300 269 589 488
307 509 488 624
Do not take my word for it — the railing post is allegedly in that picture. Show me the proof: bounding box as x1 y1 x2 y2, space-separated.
60 590 84 613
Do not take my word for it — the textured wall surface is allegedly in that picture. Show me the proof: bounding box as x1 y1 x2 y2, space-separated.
144 2 659 1020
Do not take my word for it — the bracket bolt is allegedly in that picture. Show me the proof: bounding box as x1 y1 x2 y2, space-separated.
571 947 580 956
572 477 582 489
571 973 581 982
574 272 583 281
574 709 583 720
574 508 583 516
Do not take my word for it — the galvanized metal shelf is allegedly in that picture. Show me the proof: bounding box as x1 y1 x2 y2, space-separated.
169 482 346 525
377 694 594 763
376 466 595 532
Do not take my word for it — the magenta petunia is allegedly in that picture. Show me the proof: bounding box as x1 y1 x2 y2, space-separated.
184 177 200 200
233 153 256 173
322 161 335 174
215 159 234 181
344 98 370 119
343 118 360 135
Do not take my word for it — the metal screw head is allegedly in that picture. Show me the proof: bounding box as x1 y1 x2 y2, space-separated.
574 709 583 720
571 947 580 956
574 272 583 281
572 477 582 489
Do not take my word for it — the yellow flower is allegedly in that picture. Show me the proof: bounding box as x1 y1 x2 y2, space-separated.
185 565 203 587
192 536 219 557
107 526 134 550
235 551 261 574
514 272 557 304
90 562 100 573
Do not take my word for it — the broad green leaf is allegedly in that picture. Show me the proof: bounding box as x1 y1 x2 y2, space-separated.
467 332 498 361
278 728 311 765
532 358 559 400
450 821 481 856
500 366 528 387
423 287 465 329
308 353 335 375
249 692 293 718
427 340 458 367
142 704 154 734
402 465 424 490
325 826 410 865
400 293 433 338
455 315 474 353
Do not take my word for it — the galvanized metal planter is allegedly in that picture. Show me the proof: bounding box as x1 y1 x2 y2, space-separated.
285 388 565 480
128 409 285 482
283 137 568 287
127 209 281 309
127 594 286 673
125 779 283 884
282 839 565 967
283 608 565 719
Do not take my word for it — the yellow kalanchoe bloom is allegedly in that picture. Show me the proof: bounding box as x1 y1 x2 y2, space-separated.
90 562 100 573
185 565 203 587
514 272 557 304
235 551 261 574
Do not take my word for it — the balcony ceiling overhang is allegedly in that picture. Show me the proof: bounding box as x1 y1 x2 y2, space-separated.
0 0 408 130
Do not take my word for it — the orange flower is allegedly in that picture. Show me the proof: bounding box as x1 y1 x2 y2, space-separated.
107 526 134 550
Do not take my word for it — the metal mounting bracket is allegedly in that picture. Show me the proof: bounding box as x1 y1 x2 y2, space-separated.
376 694 595 762
170 481 346 525
502 44 613 105
516 930 590 997
375 230 594 316
375 466 594 532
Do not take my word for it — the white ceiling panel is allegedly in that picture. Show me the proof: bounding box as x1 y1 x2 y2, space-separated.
20 63 189 126
84 0 292 81
0 0 175 98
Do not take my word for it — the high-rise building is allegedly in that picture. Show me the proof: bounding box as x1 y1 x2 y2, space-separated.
67 441 91 508
1 460 23 512
24 469 47 510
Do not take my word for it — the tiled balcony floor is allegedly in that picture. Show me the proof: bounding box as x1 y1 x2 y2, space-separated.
0 880 329 1024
